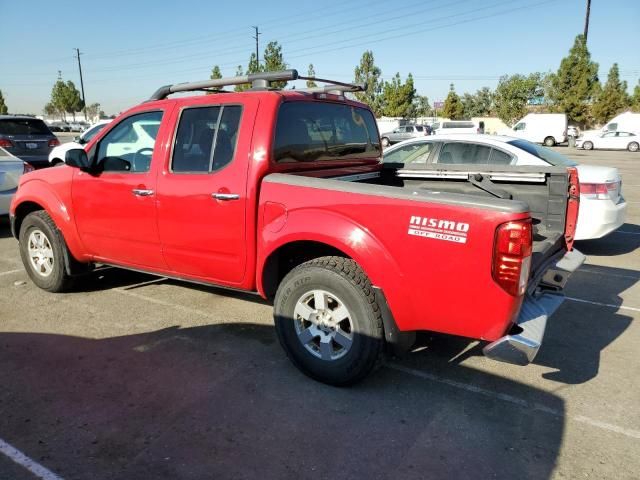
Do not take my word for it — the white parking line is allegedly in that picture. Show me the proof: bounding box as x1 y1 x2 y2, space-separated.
0 269 21 276
386 363 640 440
0 437 64 480
566 296 640 313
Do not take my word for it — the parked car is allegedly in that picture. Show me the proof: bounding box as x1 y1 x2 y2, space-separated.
49 119 113 164
380 124 426 147
0 116 60 169
501 113 567 146
68 122 86 132
576 131 639 152
49 121 72 132
1 147 33 215
10 70 582 385
383 134 626 240
431 120 477 135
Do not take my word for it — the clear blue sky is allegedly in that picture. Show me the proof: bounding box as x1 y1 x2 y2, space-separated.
1 0 638 115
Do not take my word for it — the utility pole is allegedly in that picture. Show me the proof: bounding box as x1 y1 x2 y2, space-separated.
583 0 591 42
74 48 87 120
252 26 261 66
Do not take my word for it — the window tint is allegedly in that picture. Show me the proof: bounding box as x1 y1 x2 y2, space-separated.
489 148 513 165
274 102 380 163
0 119 51 135
383 142 436 165
172 105 242 173
415 125 423 132
96 111 163 173
82 123 108 143
436 142 491 164
603 132 617 138
507 139 577 166
405 126 414 132
513 123 526 131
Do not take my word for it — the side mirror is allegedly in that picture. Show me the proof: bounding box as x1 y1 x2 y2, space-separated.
65 148 90 170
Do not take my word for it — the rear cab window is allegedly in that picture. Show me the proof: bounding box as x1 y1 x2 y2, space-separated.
273 101 380 164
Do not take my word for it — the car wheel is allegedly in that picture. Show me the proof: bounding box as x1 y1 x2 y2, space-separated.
19 211 75 292
381 137 390 148
583 141 594 151
274 256 384 386
543 136 556 147
628 142 639 152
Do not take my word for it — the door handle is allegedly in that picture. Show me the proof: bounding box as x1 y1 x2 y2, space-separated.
132 188 154 197
212 193 240 201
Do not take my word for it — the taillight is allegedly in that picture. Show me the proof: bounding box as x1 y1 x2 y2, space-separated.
23 162 35 174
564 167 580 251
493 219 532 296
48 138 60 147
580 182 619 200
0 139 13 148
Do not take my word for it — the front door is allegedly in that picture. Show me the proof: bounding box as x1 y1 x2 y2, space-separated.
156 99 256 285
72 110 168 268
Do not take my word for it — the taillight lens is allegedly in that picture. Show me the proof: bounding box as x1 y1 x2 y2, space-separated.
580 181 619 200
48 138 60 147
23 162 35 174
0 139 13 148
493 219 533 296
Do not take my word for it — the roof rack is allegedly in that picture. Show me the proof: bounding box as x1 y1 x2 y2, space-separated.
148 69 365 101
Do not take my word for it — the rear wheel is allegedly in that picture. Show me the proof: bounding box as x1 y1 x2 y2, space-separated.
543 136 556 147
381 137 390 148
628 142 639 152
19 211 74 292
583 141 594 150
274 256 384 386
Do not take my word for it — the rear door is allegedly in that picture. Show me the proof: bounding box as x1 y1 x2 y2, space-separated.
156 98 257 285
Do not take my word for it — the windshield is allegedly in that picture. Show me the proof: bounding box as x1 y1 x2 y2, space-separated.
507 139 577 166
0 119 52 135
274 101 380 163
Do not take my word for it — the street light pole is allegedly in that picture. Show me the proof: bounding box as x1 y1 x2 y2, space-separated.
74 48 87 120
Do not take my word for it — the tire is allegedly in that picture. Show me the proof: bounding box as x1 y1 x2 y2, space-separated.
274 256 384 386
381 137 390 148
583 141 594 151
543 136 556 147
628 142 639 152
19 211 74 292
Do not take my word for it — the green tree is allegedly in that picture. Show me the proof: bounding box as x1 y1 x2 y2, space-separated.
262 42 287 88
208 65 223 93
442 83 464 120
0 90 7 114
234 65 245 92
354 50 383 115
412 95 432 117
63 81 84 121
494 73 541 125
44 102 57 118
474 87 494 116
306 64 317 88
381 73 416 117
85 102 101 121
631 80 640 112
548 34 599 125
592 64 630 124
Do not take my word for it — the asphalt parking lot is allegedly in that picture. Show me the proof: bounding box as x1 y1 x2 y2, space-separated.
0 147 638 479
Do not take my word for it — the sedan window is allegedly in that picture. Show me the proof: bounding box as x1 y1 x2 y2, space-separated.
435 142 491 164
383 142 435 165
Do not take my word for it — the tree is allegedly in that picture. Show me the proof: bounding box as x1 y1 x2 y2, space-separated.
306 64 317 88
354 50 383 116
0 90 7 114
44 103 57 118
50 79 68 120
85 102 101 121
494 73 541 125
208 65 223 93
381 73 416 118
412 95 432 118
592 64 630 124
234 65 246 92
548 34 599 125
262 42 287 88
442 83 464 120
49 79 83 120
631 80 640 112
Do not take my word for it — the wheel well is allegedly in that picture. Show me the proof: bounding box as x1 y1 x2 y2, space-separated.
261 241 350 300
13 201 45 239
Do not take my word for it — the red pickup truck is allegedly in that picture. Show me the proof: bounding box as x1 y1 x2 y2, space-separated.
10 70 583 385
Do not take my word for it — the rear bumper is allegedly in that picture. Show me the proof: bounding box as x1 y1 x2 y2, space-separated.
483 249 585 365
575 196 627 240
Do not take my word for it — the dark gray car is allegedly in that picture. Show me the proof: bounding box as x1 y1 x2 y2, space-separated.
0 116 58 169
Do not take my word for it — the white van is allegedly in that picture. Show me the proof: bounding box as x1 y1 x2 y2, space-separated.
431 120 477 135
601 112 640 134
504 113 567 146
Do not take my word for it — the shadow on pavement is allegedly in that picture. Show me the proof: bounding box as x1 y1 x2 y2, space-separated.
0 216 13 239
0 324 565 480
575 223 640 256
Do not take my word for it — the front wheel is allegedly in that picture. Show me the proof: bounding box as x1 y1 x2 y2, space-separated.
274 257 384 386
543 136 556 147
583 141 594 151
628 142 639 152
381 137 390 148
19 211 74 292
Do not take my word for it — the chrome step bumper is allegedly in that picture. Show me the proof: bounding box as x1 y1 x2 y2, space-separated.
483 249 585 366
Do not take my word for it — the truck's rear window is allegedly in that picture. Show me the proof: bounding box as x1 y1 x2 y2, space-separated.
274 101 380 163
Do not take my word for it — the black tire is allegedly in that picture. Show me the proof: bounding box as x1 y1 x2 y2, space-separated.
19 211 74 292
628 142 639 152
381 137 390 148
274 256 384 386
544 136 556 147
583 141 594 151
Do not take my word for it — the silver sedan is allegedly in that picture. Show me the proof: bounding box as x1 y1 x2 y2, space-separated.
1 147 29 215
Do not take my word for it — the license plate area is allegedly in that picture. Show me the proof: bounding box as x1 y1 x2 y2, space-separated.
25 142 39 149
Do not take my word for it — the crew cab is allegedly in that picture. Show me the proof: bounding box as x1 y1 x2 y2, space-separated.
9 70 583 385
